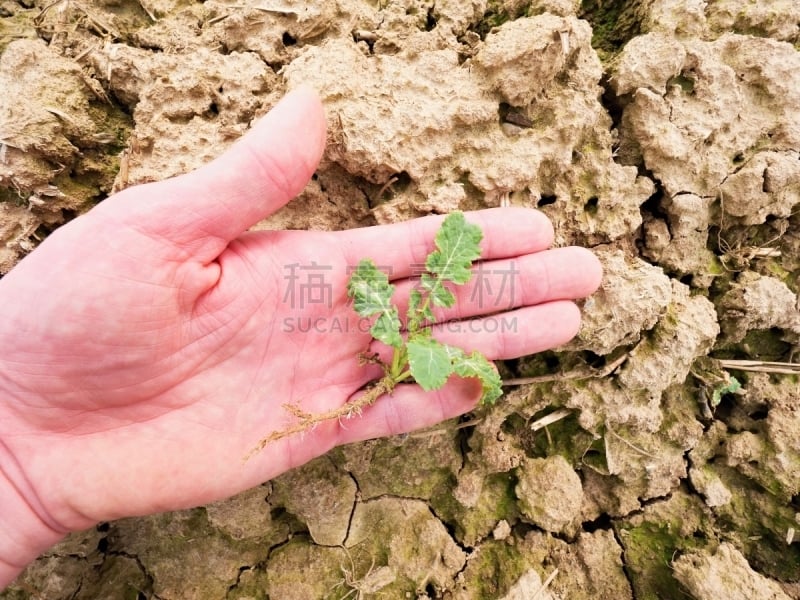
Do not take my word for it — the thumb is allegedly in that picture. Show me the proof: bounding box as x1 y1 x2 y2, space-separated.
98 86 327 261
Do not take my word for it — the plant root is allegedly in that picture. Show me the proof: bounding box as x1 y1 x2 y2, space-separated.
245 376 395 460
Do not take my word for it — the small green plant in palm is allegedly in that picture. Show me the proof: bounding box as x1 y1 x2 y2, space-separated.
250 212 501 453
347 211 502 405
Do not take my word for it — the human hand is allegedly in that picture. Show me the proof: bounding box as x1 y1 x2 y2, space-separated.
0 87 601 583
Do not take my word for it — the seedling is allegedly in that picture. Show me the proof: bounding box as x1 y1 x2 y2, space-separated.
349 210 503 403
249 212 502 453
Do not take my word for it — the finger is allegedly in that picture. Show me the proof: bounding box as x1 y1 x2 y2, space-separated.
96 86 327 262
429 301 583 360
335 207 554 280
392 246 602 324
334 376 482 445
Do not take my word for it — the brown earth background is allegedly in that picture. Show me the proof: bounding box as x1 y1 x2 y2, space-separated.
1 0 800 598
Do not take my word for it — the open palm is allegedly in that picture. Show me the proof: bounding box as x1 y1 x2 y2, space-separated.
0 89 601 543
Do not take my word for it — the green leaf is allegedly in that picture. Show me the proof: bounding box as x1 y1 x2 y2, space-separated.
421 273 455 308
347 259 393 316
425 212 483 285
347 259 402 348
371 313 403 348
449 347 503 405
407 337 454 391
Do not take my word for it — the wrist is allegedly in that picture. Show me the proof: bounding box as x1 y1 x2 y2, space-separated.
0 441 67 589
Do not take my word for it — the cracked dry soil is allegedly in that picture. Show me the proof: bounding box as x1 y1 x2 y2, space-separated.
2 0 800 598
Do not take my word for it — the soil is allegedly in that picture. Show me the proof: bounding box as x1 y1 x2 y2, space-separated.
1 0 799 599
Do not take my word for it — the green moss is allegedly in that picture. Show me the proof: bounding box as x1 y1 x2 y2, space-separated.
459 540 531 599
615 493 710 599
227 567 269 600
93 508 271 600
0 186 28 206
522 409 598 467
31 81 133 214
76 100 133 206
52 154 118 209
430 472 520 546
516 350 564 378
714 432 794 500
660 385 699 434
707 254 726 276
579 0 642 61
617 521 700 599
89 555 151 600
0 11 38 54
763 260 793 289
0 76 132 219
331 432 460 500
736 328 792 362
667 73 695 94
472 4 510 39
266 537 349 599
470 0 533 39
710 465 800 580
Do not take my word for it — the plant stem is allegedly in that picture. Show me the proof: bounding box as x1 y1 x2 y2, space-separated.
394 370 412 382
409 291 433 334
390 346 402 378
